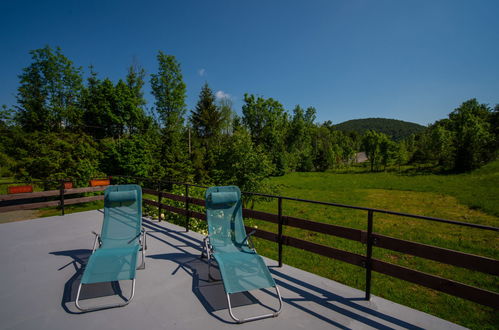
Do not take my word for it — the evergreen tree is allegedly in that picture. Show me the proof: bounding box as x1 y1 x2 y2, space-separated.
190 83 223 141
189 83 225 182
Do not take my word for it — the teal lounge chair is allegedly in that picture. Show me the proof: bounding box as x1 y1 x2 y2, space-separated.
75 184 146 311
202 186 282 323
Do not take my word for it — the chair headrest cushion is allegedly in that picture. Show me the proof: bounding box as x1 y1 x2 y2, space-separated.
209 191 238 206
107 190 137 203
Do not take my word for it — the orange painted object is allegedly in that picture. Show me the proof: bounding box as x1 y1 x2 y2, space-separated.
8 185 33 194
64 182 73 189
89 179 110 187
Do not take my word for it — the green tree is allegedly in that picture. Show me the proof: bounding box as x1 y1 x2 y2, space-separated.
190 83 223 141
449 99 494 171
362 130 390 171
99 134 158 177
189 83 225 182
312 125 335 171
242 94 289 175
492 105 499 151
395 140 410 172
429 122 454 168
81 78 122 139
287 106 316 171
13 132 102 187
0 106 16 177
150 51 186 131
150 51 190 180
379 138 398 170
0 105 14 128
218 97 235 135
15 46 83 132
213 128 274 197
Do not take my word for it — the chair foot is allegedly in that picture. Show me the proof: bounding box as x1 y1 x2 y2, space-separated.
75 279 136 312
226 285 283 323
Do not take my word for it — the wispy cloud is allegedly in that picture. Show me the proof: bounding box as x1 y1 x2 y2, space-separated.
198 68 206 77
215 90 231 100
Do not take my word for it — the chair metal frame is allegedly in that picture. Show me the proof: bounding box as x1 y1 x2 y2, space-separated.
75 185 146 312
201 186 283 323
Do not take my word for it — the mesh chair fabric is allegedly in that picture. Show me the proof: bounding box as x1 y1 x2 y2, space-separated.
82 184 142 284
205 186 276 294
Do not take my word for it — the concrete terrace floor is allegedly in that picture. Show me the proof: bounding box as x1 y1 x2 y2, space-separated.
0 210 465 330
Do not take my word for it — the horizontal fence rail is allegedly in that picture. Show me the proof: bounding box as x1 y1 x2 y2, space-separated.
133 179 499 310
0 180 109 215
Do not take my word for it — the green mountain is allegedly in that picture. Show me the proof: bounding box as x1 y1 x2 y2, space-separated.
333 118 425 140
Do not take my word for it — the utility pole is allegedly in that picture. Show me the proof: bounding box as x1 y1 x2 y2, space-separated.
188 127 191 154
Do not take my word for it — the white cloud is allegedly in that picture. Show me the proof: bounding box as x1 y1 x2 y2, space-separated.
198 68 206 77
215 90 231 100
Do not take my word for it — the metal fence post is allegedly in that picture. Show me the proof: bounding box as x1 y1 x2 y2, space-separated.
59 180 65 216
278 197 283 267
158 181 162 222
365 210 374 300
185 184 189 232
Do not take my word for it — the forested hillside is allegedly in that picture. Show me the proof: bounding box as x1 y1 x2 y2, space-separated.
334 118 425 140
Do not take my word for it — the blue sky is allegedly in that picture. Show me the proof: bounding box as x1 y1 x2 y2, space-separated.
0 0 498 126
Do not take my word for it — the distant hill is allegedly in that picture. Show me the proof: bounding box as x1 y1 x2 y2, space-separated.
333 118 425 140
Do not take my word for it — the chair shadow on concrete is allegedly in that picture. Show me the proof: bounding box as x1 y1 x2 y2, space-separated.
148 252 263 324
50 249 128 314
143 220 279 324
143 219 425 329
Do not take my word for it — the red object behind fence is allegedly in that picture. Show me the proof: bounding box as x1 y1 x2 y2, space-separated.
89 179 110 187
8 185 33 194
64 182 73 189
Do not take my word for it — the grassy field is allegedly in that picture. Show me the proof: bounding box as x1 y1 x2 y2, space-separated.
246 160 499 329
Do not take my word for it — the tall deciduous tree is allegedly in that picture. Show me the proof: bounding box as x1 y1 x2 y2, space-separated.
218 97 235 135
287 106 316 171
150 51 186 132
15 46 83 132
213 127 274 199
242 94 289 175
449 99 494 171
150 51 190 180
362 130 390 171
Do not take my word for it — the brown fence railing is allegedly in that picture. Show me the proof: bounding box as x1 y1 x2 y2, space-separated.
115 176 499 309
0 179 111 215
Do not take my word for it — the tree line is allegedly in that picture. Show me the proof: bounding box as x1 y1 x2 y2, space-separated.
1 46 498 192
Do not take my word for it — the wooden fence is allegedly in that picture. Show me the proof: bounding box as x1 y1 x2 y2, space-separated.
139 185 499 309
0 184 108 214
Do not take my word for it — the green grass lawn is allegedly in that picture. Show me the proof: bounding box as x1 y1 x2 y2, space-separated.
246 160 499 329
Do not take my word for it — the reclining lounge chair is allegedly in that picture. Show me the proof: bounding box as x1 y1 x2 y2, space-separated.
202 186 282 323
75 184 146 311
